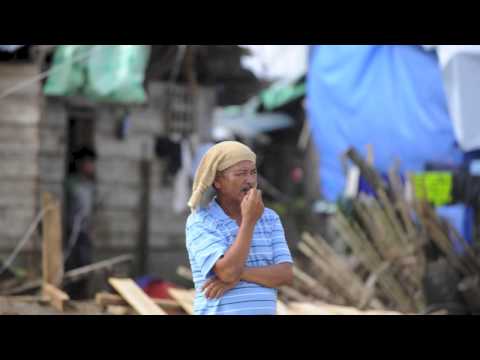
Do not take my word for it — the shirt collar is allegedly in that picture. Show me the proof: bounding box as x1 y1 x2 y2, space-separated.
209 198 233 223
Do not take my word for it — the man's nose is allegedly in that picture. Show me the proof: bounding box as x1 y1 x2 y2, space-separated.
246 173 256 185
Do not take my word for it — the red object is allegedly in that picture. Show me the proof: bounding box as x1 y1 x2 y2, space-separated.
143 280 178 300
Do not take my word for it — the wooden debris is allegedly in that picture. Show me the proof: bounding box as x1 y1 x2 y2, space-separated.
107 305 136 316
42 192 64 287
41 192 69 312
42 283 70 312
3 255 133 296
95 291 183 312
176 266 193 282
153 298 182 309
109 278 167 315
168 288 195 315
282 301 404 316
276 300 290 315
95 292 126 308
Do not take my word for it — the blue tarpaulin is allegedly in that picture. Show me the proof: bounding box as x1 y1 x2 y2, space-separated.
306 45 470 246
306 45 463 202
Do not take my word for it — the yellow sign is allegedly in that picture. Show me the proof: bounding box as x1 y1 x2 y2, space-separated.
412 172 452 206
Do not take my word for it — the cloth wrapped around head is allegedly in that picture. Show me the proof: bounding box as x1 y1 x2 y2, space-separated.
188 141 256 211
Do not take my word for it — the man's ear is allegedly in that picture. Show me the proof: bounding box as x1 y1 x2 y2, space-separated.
213 177 221 190
213 172 224 191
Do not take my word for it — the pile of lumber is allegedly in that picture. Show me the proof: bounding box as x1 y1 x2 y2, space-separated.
95 278 182 315
286 147 480 314
97 281 403 315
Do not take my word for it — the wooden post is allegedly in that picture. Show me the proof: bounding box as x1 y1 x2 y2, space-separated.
42 192 70 311
137 157 152 276
42 192 64 288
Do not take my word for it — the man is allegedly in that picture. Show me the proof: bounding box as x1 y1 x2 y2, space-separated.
186 141 293 315
64 147 97 299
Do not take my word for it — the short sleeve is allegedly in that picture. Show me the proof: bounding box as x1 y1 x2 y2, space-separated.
186 220 228 279
270 214 293 265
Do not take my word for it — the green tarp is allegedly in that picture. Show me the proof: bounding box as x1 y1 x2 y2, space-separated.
44 45 151 104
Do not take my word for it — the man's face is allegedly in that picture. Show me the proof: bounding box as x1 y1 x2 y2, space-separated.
79 159 96 179
214 160 257 204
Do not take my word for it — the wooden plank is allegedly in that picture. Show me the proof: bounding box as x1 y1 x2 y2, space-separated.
0 142 39 156
42 192 64 287
108 278 166 315
0 63 42 97
0 181 36 208
0 156 38 179
276 300 290 315
0 97 41 125
95 292 182 311
0 207 36 238
0 125 38 143
168 288 195 315
287 302 396 315
279 286 312 303
153 298 183 309
106 305 136 315
344 165 360 198
38 182 64 204
137 158 152 275
43 283 70 312
0 62 41 78
95 292 126 307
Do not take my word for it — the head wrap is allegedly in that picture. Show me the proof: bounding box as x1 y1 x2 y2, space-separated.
188 141 256 211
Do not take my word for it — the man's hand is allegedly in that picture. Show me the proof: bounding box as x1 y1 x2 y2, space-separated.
241 189 264 225
202 277 237 300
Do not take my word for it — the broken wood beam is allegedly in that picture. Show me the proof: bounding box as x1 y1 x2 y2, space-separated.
168 288 195 315
106 305 135 315
95 292 126 307
42 192 63 287
43 283 70 312
95 291 181 310
109 278 167 315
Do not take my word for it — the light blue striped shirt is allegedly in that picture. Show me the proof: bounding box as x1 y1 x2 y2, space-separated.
186 199 293 315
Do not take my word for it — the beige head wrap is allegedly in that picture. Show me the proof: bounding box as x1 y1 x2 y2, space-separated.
188 141 256 211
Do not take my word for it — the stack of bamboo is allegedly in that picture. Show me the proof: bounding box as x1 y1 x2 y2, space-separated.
285 147 480 314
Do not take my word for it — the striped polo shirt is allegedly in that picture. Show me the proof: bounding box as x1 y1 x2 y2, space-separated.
185 199 293 315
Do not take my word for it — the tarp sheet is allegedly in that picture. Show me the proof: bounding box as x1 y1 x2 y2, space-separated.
306 45 463 202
